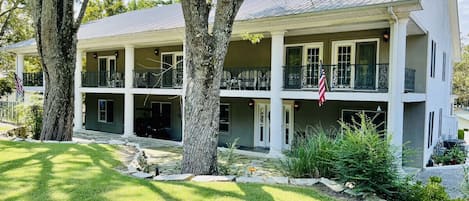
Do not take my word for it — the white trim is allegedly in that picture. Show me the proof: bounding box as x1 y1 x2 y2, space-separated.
284 42 325 89
280 91 389 102
331 38 380 91
80 87 125 94
98 99 114 123
220 90 270 99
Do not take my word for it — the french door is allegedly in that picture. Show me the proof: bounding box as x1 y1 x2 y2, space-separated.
253 101 294 149
98 56 116 87
161 53 183 88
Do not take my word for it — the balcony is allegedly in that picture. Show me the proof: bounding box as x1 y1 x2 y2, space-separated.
405 68 416 92
221 67 271 90
134 68 183 88
82 71 124 88
23 72 43 87
284 64 389 92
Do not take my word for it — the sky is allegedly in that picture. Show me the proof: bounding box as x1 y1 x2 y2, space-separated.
459 0 469 44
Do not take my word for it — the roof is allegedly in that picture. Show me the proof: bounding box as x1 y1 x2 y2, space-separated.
4 0 412 51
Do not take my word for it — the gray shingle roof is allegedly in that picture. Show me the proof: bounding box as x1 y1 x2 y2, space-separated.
5 0 410 50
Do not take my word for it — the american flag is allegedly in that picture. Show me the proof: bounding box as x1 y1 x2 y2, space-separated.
318 64 327 107
14 73 24 98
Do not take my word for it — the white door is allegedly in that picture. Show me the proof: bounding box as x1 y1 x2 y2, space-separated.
98 56 116 87
254 103 270 148
254 102 294 149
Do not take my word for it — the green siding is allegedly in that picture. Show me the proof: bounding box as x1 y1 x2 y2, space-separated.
218 98 255 148
85 50 125 73
224 39 272 68
294 100 388 130
85 93 124 134
134 46 183 71
134 95 183 141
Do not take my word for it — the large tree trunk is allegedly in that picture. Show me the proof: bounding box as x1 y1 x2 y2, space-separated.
29 0 88 141
181 0 243 175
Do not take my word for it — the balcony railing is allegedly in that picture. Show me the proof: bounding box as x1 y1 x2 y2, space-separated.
134 68 183 88
405 68 416 92
284 64 389 92
23 72 43 87
82 71 124 88
221 67 271 90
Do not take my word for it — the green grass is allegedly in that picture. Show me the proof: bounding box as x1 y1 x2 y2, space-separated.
0 141 337 201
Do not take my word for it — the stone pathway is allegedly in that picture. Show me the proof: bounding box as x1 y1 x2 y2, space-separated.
74 130 283 177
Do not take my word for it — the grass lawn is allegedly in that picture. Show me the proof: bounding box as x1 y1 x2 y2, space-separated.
0 141 337 201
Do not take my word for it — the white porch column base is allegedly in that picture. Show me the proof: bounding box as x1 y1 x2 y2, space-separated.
269 31 285 156
123 45 135 137
73 50 83 132
181 39 186 144
387 18 408 168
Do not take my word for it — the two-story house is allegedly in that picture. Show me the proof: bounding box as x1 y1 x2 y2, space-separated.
4 0 461 168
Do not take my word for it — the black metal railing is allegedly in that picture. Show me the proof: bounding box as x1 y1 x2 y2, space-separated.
82 71 124 88
284 64 389 92
405 68 416 92
23 72 43 87
221 67 271 90
133 68 183 88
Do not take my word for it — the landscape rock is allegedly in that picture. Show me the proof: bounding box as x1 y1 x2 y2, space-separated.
235 176 265 183
320 178 345 192
95 140 108 144
131 171 153 179
289 178 320 186
60 141 77 144
13 137 24 142
344 189 363 197
42 140 60 143
154 174 194 181
191 175 235 182
109 140 126 145
264 177 289 184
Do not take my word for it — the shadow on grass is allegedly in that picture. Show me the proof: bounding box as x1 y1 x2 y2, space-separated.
0 141 180 201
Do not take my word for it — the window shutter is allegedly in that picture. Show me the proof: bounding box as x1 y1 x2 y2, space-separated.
107 101 114 123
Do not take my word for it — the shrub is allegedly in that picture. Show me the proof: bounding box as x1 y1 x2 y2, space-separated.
281 125 338 178
458 129 465 140
218 138 239 175
432 147 466 165
15 94 43 139
334 113 398 198
397 176 461 201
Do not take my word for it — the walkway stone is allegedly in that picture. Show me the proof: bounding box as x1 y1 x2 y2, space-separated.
264 177 289 184
290 178 320 186
320 178 345 192
191 175 235 182
236 176 265 183
131 171 153 179
154 174 194 181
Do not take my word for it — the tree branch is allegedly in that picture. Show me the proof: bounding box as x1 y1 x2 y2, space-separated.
74 0 89 30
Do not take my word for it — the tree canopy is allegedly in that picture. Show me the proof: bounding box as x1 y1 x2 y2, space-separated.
453 44 469 104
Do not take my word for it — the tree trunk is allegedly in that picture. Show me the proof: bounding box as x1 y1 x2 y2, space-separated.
29 0 88 141
181 0 243 175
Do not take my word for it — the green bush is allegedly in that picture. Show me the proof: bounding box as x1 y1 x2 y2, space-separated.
334 113 398 198
15 94 43 139
397 177 461 201
432 147 466 165
458 129 465 140
281 126 338 178
218 138 239 175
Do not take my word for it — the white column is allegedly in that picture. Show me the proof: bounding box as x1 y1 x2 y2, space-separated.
269 31 285 157
387 18 408 167
124 45 135 137
16 54 24 102
74 50 83 132
181 39 186 144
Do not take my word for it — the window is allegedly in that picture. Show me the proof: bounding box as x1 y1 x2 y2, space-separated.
98 99 114 123
219 104 230 133
428 111 435 148
442 52 447 81
161 52 183 88
430 40 437 78
438 108 443 138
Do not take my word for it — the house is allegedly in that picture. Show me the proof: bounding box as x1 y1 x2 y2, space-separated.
3 0 461 168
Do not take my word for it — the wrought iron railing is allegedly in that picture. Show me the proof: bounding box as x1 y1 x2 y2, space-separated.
23 72 43 87
133 68 183 88
221 67 271 90
284 64 389 92
405 68 416 92
82 71 124 88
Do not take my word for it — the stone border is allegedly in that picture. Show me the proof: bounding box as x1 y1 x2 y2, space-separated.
5 137 358 198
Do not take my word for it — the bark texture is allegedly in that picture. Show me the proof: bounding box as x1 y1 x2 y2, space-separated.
181 0 243 175
29 0 88 141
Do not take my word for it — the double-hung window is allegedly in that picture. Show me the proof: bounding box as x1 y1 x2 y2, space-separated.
98 99 114 123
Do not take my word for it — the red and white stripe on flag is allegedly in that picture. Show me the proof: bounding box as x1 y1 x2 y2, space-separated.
318 68 326 107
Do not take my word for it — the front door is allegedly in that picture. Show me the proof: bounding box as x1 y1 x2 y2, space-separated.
162 53 183 88
151 102 171 129
254 102 294 149
162 54 174 87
